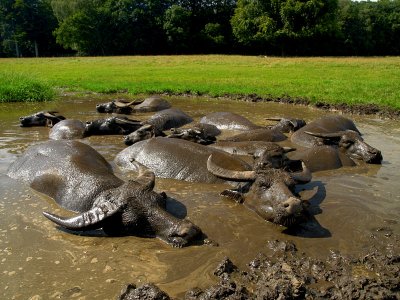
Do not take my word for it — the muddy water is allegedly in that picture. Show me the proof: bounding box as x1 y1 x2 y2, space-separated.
0 95 399 299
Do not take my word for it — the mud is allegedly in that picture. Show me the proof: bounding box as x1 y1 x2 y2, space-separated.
183 235 400 299
162 92 400 119
0 94 399 299
125 234 399 299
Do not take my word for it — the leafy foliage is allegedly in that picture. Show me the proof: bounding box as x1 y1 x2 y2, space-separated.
1 0 400 56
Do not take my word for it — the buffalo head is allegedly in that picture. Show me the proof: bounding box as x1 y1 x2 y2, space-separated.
96 99 142 114
85 117 142 136
124 124 165 145
43 165 202 247
305 130 382 164
266 117 306 133
19 111 65 127
168 127 217 145
207 150 311 227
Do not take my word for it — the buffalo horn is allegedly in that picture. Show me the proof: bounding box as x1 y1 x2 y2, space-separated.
115 117 141 125
207 154 256 181
304 130 346 139
43 111 58 118
140 124 153 130
283 147 296 153
265 117 282 122
167 132 184 138
42 200 122 230
290 162 312 183
114 99 142 108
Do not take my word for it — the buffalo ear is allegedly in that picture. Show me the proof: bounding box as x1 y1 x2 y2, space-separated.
129 159 155 190
136 168 155 191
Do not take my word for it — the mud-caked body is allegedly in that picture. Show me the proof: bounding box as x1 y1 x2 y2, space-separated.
7 140 202 247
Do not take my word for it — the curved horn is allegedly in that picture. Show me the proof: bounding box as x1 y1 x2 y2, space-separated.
115 117 141 125
304 131 345 139
42 200 122 230
140 124 154 130
283 147 296 153
207 154 256 181
167 132 184 138
265 117 282 122
114 100 140 108
43 112 58 118
290 162 312 183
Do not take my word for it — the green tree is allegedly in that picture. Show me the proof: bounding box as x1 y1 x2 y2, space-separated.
337 0 400 55
53 0 170 55
0 0 58 57
231 0 338 55
163 4 191 52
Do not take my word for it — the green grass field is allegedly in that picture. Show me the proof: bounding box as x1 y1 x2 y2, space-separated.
1 55 399 110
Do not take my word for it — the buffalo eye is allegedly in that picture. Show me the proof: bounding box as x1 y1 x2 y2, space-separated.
340 136 353 148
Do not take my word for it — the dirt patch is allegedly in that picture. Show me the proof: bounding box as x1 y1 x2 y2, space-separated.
119 232 399 299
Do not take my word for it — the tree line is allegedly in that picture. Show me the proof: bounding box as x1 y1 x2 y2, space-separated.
1 0 399 57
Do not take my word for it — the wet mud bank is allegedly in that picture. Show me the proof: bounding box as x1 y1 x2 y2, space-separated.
120 235 400 299
162 92 400 119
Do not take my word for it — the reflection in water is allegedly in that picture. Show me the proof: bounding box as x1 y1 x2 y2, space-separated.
0 95 399 299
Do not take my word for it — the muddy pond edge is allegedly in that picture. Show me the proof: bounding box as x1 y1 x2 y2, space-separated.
58 90 400 120
161 92 400 120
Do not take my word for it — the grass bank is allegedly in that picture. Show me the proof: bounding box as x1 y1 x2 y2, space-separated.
0 72 55 102
1 55 399 110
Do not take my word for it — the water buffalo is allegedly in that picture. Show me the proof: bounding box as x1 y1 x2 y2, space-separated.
167 123 221 145
49 119 87 140
290 115 382 172
19 111 66 127
265 117 307 133
201 113 305 142
124 108 193 145
7 140 202 247
223 128 287 143
133 96 171 112
209 141 295 158
86 116 142 136
200 112 260 131
115 137 311 227
96 99 143 114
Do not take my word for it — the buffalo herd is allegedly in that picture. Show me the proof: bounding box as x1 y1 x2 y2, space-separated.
8 96 383 247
